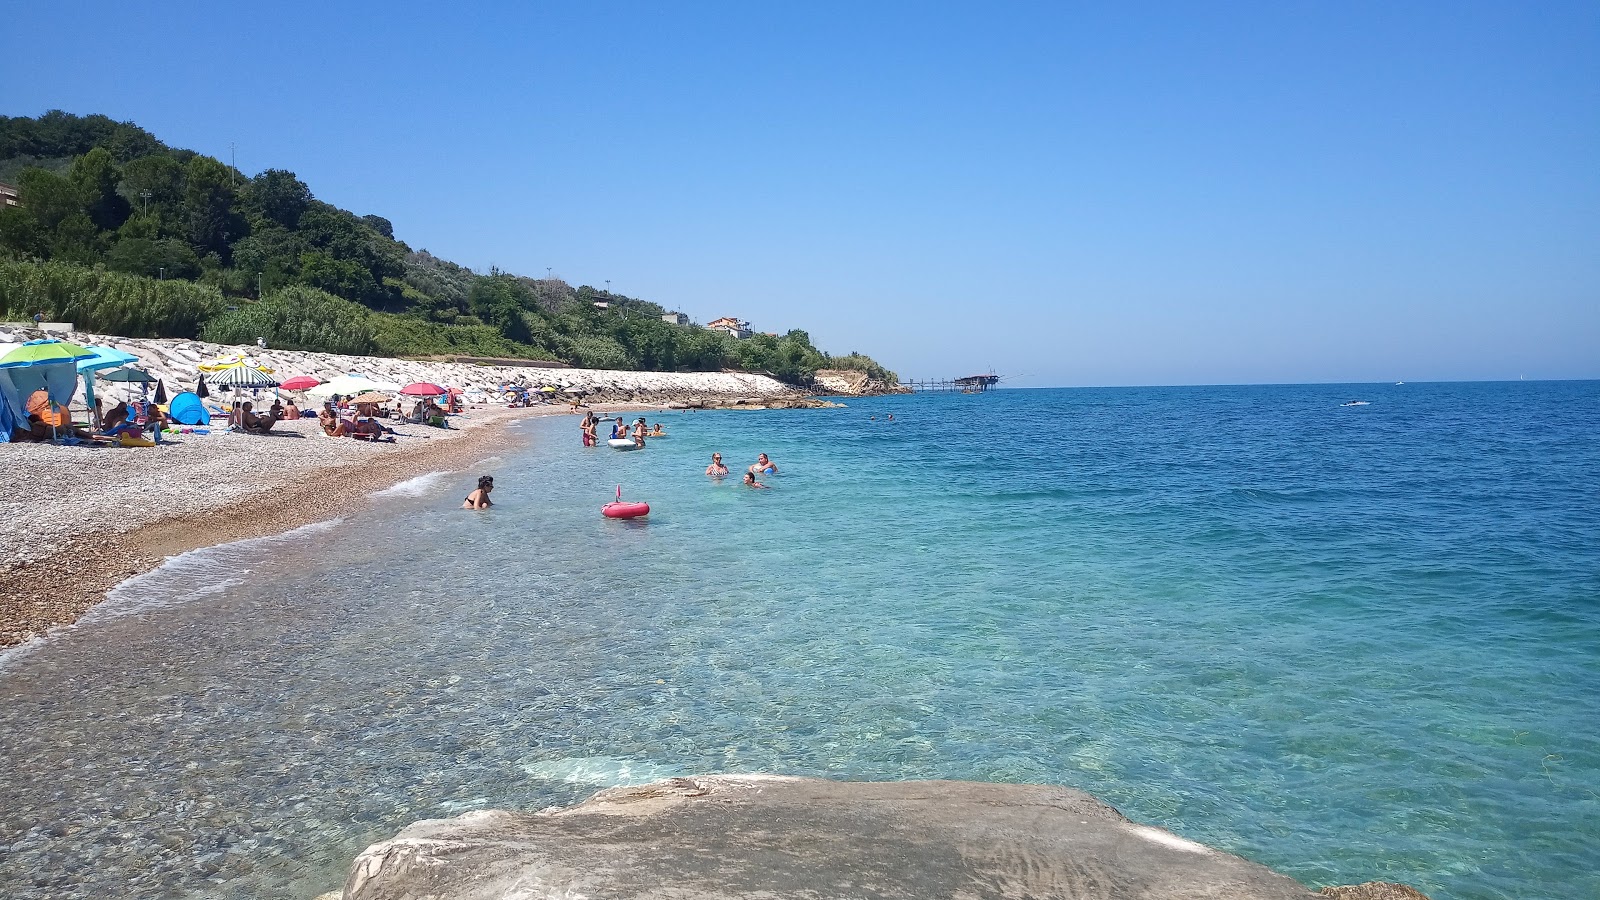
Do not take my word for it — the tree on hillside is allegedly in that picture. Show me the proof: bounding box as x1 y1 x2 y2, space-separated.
70 147 131 232
243 169 312 230
118 155 184 228
467 272 536 343
183 156 244 260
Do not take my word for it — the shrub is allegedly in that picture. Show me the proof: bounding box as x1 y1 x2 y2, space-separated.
201 283 375 355
0 255 223 337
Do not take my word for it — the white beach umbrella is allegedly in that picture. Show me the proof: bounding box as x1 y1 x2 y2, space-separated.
307 374 401 400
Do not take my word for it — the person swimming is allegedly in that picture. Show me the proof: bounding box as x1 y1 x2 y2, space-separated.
743 471 768 488
705 453 728 476
462 475 494 509
748 453 778 475
648 423 666 436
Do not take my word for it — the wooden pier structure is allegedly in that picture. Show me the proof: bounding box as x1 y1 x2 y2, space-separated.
905 374 1001 393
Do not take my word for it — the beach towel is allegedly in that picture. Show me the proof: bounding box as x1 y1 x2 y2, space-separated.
167 391 210 426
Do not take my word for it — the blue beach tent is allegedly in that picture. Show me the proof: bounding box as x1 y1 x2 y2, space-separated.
167 391 209 426
0 369 23 441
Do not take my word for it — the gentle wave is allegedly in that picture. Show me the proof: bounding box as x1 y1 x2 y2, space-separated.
92 519 343 624
372 470 452 498
0 519 343 673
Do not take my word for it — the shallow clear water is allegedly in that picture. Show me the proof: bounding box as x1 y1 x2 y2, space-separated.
2 383 1598 899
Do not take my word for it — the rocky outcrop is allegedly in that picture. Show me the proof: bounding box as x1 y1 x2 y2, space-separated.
813 368 910 396
334 776 1431 900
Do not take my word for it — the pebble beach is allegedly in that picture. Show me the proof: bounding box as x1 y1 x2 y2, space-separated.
0 329 826 649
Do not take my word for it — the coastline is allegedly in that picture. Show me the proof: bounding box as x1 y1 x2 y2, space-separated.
0 403 643 649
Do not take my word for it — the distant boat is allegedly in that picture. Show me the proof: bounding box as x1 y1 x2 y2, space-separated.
1395 381 1405 385
1341 400 1370 407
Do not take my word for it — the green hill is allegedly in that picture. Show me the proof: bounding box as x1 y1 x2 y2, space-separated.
0 110 896 385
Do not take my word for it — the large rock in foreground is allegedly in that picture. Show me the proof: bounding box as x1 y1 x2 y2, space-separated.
338 776 1410 899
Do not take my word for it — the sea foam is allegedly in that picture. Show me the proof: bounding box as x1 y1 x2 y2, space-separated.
372 470 452 498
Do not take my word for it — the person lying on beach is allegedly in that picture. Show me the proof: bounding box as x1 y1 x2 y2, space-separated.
743 472 768 488
239 402 279 434
748 453 778 475
350 418 393 442
462 475 494 509
705 453 728 476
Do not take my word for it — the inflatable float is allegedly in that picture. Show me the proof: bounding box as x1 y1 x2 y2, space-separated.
118 433 155 447
607 438 640 450
602 486 649 519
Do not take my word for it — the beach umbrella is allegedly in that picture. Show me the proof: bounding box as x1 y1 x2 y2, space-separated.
74 345 139 426
539 386 559 393
206 365 279 389
281 375 321 391
98 367 156 384
563 386 587 395
0 338 96 368
400 382 447 396
308 373 399 399
195 374 209 398
347 391 390 405
100 366 157 402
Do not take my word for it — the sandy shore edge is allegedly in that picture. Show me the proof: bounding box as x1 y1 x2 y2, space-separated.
0 405 646 650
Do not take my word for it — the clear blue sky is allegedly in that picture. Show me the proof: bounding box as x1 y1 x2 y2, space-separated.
8 1 1598 385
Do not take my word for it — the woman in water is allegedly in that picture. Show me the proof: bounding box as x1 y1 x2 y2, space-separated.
632 418 647 449
462 475 494 509
705 453 728 476
743 472 768 489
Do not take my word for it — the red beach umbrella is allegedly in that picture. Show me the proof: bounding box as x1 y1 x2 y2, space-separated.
281 375 321 391
400 382 448 396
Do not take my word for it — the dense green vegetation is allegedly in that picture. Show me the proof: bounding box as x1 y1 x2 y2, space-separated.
0 111 896 385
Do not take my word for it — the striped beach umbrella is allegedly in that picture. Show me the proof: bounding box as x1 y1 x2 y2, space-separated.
206 365 280 388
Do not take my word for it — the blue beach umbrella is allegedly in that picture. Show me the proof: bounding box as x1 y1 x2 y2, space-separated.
76 346 140 424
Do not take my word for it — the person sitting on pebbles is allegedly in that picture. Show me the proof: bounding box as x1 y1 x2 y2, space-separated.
239 402 279 435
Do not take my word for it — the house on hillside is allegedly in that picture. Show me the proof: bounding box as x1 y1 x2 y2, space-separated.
661 312 689 325
0 182 19 209
706 316 752 339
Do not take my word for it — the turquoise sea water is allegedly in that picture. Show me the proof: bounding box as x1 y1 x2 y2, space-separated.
2 382 1597 899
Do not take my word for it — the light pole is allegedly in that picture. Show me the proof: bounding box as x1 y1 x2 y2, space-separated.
546 267 552 280
158 267 165 281
138 190 151 218
605 280 611 295
258 272 263 299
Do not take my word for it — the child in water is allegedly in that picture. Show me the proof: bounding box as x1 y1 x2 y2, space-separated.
743 472 768 488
